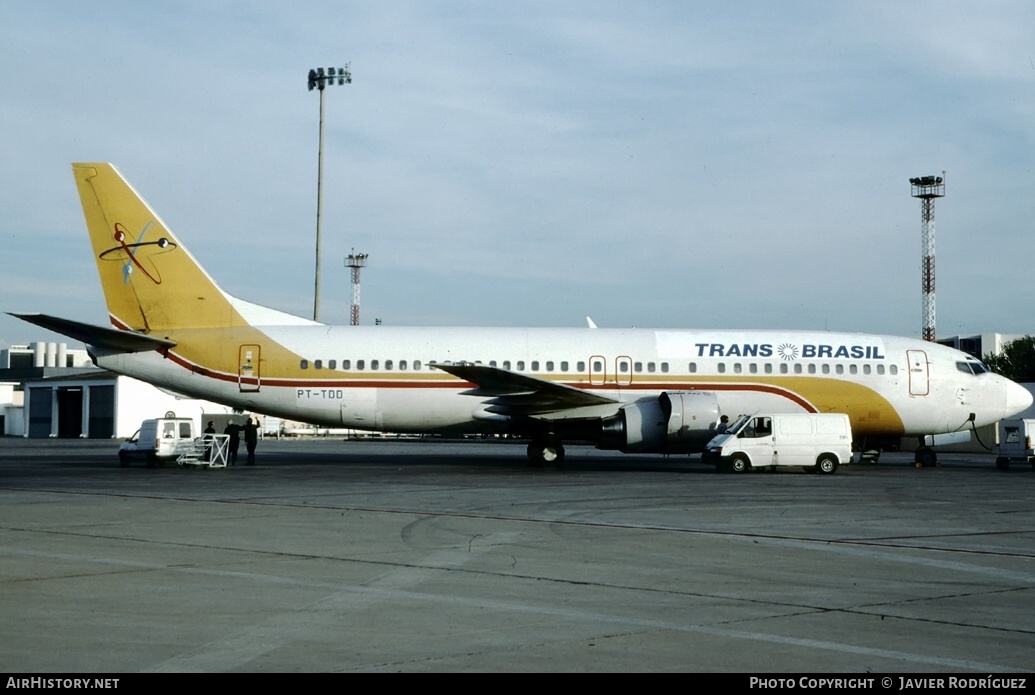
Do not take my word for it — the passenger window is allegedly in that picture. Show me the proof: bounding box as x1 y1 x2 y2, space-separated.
400 360 407 370
531 361 539 371
385 360 393 370
414 360 421 370
343 359 351 370
877 364 885 375
807 364 816 374
648 362 656 373
661 363 669 373
863 365 871 375
718 363 726 374
546 361 554 372
314 360 323 370
503 360 511 370
849 365 857 374
780 363 788 374
357 360 365 370
835 364 844 374
300 359 309 369
733 363 742 374
688 362 697 373
592 360 603 373
764 363 773 374
561 361 569 371
577 361 585 372
890 365 897 375
749 363 758 374
517 361 526 371
371 360 379 370
329 359 336 369
821 364 829 374
794 364 803 374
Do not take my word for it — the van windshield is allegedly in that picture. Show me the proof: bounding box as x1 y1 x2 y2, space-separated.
727 415 751 435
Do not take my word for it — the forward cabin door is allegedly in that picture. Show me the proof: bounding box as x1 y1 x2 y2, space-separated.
238 344 261 392
907 350 929 397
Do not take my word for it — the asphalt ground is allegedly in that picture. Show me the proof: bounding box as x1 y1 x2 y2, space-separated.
0 437 1033 673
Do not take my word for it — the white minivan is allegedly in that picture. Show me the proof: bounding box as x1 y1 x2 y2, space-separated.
705 413 852 474
119 417 197 467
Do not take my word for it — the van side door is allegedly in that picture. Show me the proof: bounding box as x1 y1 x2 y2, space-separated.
741 416 775 466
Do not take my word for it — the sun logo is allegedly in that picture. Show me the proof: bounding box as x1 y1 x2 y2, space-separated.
98 222 178 285
777 343 799 361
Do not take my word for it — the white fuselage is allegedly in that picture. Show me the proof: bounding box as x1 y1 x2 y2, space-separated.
94 325 1030 444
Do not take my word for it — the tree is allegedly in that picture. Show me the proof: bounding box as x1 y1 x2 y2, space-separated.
983 335 1035 383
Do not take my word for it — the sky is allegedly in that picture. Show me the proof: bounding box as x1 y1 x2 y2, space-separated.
2 1 1033 352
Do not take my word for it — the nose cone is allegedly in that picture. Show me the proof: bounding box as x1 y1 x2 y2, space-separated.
1005 380 1034 418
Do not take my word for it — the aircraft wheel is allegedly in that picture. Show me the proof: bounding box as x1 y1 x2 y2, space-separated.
816 454 838 475
915 448 937 468
527 442 565 468
730 454 750 474
995 457 1010 472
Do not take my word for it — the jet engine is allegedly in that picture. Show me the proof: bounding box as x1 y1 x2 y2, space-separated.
599 391 721 453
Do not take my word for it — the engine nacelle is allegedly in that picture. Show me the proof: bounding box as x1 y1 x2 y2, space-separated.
599 391 721 453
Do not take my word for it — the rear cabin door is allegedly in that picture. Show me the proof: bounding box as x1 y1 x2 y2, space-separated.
239 344 261 392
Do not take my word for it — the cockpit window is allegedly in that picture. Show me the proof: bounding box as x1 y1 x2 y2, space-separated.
957 361 991 375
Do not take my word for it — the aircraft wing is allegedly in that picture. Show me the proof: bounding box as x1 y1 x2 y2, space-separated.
431 362 618 415
9 313 177 353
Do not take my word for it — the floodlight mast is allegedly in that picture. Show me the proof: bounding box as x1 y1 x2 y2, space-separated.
909 173 945 342
345 250 368 326
307 64 352 322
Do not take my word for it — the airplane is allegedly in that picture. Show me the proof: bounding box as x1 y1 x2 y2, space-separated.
12 163 1033 467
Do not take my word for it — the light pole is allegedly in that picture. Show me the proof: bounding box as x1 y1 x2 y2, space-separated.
308 64 351 322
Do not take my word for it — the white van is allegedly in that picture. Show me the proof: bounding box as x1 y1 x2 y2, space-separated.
705 413 852 474
119 417 197 467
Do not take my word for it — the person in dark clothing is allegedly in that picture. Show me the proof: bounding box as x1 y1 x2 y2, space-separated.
223 419 242 465
244 418 258 466
203 421 216 461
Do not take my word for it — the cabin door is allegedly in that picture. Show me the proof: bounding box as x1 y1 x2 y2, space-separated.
906 349 929 397
238 344 261 392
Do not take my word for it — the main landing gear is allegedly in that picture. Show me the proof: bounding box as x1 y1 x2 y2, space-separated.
527 439 565 469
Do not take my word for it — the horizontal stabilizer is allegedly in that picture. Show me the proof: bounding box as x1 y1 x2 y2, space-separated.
9 313 177 353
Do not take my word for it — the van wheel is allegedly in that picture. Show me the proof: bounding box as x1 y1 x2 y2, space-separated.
119 451 130 468
816 454 838 475
145 453 157 469
730 454 750 473
995 457 1010 471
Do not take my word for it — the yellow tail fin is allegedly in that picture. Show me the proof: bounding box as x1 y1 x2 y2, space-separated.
73 163 241 332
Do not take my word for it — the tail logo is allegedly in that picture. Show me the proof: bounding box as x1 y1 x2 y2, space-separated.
98 222 178 285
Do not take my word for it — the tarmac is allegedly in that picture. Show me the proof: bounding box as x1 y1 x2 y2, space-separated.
0 436 1033 673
